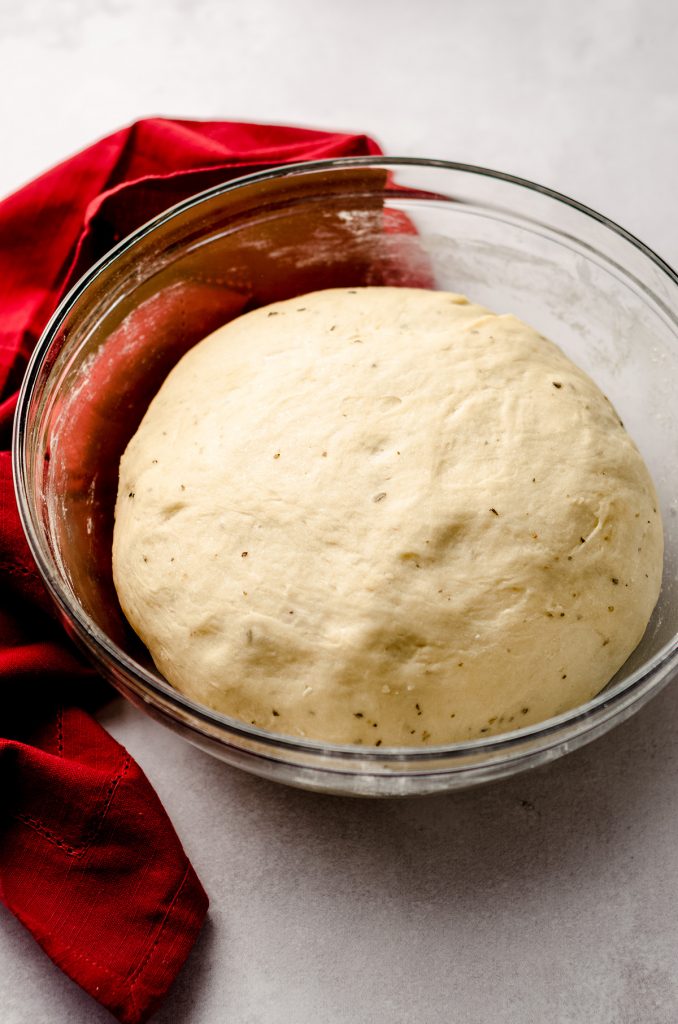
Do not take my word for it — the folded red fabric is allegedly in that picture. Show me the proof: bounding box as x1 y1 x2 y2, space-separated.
0 117 381 1023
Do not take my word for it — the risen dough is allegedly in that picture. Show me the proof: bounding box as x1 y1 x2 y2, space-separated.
113 287 663 746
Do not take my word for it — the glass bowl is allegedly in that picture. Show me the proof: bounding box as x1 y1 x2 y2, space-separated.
13 158 678 797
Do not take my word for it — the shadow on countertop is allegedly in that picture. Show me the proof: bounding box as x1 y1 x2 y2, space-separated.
97 672 678 1024
185 672 678 894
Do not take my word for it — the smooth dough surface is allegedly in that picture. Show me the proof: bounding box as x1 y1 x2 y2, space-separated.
113 287 663 746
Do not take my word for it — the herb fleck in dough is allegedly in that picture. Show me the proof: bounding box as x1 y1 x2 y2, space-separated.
113 287 663 746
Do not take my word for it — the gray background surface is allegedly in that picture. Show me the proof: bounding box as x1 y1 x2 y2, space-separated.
1 1 678 1021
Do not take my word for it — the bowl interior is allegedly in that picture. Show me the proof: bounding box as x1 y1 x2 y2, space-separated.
17 159 678 763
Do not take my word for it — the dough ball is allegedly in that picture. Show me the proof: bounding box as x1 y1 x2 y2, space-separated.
113 287 663 746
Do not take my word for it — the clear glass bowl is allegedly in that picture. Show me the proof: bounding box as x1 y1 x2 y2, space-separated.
13 158 678 796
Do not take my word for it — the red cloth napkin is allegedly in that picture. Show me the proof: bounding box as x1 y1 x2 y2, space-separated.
0 117 381 1024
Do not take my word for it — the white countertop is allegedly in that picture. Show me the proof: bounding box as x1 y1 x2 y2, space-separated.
2 2 678 1022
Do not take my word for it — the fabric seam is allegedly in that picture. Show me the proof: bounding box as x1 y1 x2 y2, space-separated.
127 861 191 988
13 753 132 858
125 862 192 1020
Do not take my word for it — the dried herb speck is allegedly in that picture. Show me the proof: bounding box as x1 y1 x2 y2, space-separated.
241 551 248 558
490 507 499 516
373 492 387 503
552 381 562 389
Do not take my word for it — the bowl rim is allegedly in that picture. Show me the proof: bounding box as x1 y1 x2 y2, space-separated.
12 155 678 765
